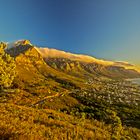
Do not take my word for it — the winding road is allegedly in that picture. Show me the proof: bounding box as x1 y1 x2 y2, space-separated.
30 89 80 107
31 91 68 107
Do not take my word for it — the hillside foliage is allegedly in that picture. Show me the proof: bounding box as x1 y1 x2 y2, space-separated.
0 42 16 89
0 42 140 139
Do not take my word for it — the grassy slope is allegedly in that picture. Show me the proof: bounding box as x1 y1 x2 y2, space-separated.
0 89 140 140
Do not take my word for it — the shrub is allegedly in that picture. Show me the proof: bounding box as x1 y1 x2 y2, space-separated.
0 42 16 89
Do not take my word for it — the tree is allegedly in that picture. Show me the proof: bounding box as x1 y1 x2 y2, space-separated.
0 42 16 89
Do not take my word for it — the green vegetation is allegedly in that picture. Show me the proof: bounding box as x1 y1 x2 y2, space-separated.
0 43 140 139
0 42 16 89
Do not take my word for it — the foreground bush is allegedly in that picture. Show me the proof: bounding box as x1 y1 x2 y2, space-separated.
0 42 16 89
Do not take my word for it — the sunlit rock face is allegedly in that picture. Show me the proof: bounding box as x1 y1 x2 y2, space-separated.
15 40 32 46
6 40 33 57
6 40 32 50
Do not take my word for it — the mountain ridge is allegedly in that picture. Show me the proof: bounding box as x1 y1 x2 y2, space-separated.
6 40 140 79
6 39 139 71
35 47 140 73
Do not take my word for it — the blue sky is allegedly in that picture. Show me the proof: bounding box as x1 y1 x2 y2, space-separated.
0 0 140 65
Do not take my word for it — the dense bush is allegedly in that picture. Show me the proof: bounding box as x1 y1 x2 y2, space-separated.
0 42 16 89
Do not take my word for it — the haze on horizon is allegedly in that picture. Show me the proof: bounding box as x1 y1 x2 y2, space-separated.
0 0 140 66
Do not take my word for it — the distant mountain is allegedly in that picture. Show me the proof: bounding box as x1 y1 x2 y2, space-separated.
6 40 140 80
35 47 114 65
36 47 140 72
35 46 140 79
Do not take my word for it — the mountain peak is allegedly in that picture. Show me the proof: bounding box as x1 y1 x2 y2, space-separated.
7 39 32 50
15 40 32 46
5 40 33 57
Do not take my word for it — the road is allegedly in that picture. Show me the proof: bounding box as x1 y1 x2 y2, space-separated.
31 91 68 107
30 89 80 107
